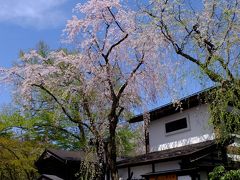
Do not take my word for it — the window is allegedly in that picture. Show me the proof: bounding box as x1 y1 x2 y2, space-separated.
165 117 189 134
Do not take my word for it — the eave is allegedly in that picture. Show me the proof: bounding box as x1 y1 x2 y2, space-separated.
129 87 215 123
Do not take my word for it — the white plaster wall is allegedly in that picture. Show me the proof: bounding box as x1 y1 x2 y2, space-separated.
118 161 180 180
228 154 240 161
178 175 191 180
155 161 180 171
149 104 214 151
118 168 128 180
130 164 152 179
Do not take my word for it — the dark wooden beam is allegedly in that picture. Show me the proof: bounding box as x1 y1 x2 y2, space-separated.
152 163 155 173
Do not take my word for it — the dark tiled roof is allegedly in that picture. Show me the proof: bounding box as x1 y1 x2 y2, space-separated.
117 140 216 167
129 87 215 123
46 148 85 161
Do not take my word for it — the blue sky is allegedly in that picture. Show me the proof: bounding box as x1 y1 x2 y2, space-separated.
0 0 211 109
0 0 79 106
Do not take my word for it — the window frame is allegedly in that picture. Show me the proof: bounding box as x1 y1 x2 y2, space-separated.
164 115 190 136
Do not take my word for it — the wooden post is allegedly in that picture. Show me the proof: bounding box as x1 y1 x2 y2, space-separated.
145 129 150 154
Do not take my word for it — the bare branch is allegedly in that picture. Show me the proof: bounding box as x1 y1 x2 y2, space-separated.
104 33 128 60
107 7 125 33
34 123 81 140
31 84 92 132
117 54 144 100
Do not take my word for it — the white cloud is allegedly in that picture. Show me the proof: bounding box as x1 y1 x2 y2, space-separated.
0 0 69 29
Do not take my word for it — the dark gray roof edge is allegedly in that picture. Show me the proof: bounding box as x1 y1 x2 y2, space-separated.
129 86 216 123
47 149 67 162
117 140 216 168
39 174 64 180
45 148 83 162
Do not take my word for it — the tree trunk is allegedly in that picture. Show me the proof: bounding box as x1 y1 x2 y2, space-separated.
96 137 106 180
78 123 86 147
108 116 119 180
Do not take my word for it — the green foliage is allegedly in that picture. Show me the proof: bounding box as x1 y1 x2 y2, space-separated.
0 105 48 179
0 137 43 180
209 166 240 180
116 126 136 156
116 124 144 157
0 106 82 150
209 83 240 142
208 84 240 179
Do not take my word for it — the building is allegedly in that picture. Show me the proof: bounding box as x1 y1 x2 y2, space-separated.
117 89 240 180
36 89 240 180
35 149 88 180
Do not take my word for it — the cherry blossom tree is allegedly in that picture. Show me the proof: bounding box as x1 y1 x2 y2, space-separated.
1 0 172 179
146 0 240 140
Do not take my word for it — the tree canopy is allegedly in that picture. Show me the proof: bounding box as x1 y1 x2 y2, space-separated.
146 0 240 139
1 0 240 179
0 1 171 179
